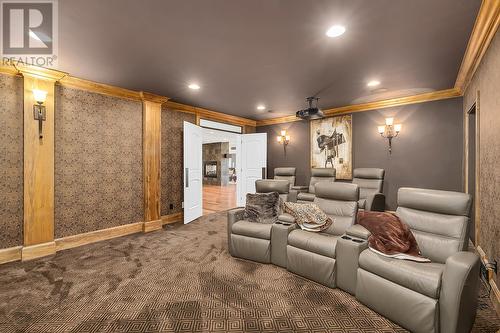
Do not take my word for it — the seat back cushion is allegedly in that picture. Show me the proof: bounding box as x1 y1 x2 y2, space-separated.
396 187 471 264
309 168 336 193
274 167 296 188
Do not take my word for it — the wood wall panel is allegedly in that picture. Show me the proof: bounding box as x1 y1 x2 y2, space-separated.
23 75 55 246
143 101 162 225
0 73 23 249
160 107 196 216
54 86 143 238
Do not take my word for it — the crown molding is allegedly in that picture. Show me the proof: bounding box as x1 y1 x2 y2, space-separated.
256 88 461 126
1 63 67 81
455 0 500 93
58 76 143 101
165 101 257 127
140 91 170 104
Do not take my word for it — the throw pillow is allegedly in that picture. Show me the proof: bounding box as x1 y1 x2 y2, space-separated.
244 192 281 224
283 202 332 232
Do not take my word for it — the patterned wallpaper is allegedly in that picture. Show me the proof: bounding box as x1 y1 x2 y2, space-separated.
464 32 500 286
160 107 196 216
54 86 143 238
0 74 23 249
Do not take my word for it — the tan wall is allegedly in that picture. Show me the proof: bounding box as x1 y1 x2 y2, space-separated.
464 30 500 285
0 73 23 249
54 86 144 238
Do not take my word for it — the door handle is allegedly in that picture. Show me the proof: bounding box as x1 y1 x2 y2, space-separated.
262 167 267 179
185 168 189 188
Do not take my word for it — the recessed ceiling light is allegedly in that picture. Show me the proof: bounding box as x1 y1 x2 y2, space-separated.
326 25 346 38
188 83 200 90
367 80 380 87
257 105 266 110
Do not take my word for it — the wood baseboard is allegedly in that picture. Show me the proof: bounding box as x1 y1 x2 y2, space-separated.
161 212 183 225
0 246 22 265
22 241 56 261
55 222 143 252
477 246 500 316
143 219 162 233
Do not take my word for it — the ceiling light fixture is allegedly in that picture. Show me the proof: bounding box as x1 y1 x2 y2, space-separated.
188 83 200 90
326 25 346 38
257 105 266 110
367 80 380 87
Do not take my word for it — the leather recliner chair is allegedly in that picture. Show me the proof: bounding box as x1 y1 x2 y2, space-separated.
352 168 385 211
273 167 296 190
227 179 290 264
286 182 359 288
354 187 479 333
293 168 336 203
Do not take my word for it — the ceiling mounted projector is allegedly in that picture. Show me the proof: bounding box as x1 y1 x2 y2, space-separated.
296 97 323 120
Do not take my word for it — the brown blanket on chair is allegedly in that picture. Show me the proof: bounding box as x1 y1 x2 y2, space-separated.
357 211 429 262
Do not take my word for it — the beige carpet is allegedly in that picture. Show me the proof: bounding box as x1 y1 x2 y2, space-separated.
0 211 498 332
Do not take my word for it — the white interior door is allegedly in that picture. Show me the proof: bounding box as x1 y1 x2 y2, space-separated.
237 133 267 206
183 121 203 224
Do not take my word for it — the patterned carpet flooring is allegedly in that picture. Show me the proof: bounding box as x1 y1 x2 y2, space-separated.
0 211 498 332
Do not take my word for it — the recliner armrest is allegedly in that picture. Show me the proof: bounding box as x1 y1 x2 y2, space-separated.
291 185 309 191
278 213 296 224
227 208 245 256
297 192 315 202
365 193 386 212
439 251 480 333
346 225 371 240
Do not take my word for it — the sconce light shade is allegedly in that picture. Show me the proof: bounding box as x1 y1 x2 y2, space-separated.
280 130 286 136
277 129 290 152
378 118 402 154
277 136 283 143
33 89 47 104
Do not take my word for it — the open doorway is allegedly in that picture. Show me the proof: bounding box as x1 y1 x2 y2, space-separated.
202 128 238 215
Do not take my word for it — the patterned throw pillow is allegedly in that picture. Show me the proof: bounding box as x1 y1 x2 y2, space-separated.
283 202 333 232
244 192 281 224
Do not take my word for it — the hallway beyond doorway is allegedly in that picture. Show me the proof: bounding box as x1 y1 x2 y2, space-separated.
203 184 237 215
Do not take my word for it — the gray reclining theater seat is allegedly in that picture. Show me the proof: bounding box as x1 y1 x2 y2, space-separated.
352 168 385 211
286 182 359 288
294 168 336 203
227 179 290 264
273 167 296 190
354 188 479 333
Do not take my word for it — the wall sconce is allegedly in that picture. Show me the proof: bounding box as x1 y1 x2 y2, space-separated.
33 89 47 139
378 117 402 154
277 130 290 152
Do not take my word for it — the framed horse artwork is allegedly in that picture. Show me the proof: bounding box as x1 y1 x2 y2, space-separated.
310 115 353 180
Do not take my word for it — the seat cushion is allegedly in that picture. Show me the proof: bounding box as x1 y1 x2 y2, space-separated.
297 192 315 202
359 249 444 298
288 230 337 258
232 221 272 240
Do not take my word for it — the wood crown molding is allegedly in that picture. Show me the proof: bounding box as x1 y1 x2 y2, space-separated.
165 101 257 127
455 0 500 93
140 91 169 104
9 63 67 81
256 88 461 126
58 76 143 101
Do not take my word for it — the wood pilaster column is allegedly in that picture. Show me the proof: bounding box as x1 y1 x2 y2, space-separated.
141 92 169 232
19 65 67 260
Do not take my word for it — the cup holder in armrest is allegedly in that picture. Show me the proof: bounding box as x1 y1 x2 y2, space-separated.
341 234 366 243
341 235 352 240
352 239 364 243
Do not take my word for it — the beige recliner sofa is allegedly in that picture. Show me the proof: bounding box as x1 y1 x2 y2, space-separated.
293 168 336 203
227 179 290 264
353 187 480 333
286 182 359 288
273 167 296 190
352 168 385 211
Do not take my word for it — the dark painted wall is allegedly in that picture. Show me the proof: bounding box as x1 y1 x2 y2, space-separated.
258 97 464 210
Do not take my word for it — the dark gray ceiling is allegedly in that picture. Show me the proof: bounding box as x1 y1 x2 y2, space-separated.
57 0 480 119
